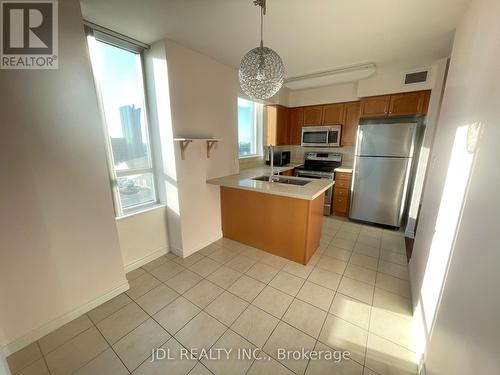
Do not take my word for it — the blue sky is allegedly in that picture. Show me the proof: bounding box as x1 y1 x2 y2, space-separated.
94 40 145 139
238 98 253 143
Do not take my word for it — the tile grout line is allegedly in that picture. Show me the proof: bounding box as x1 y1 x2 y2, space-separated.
303 223 361 374
37 341 53 375
86 319 133 375
22 218 408 375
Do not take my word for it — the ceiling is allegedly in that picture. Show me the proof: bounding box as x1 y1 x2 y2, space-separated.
80 0 470 78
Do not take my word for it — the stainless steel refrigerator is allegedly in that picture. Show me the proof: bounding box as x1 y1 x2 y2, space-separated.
349 119 419 228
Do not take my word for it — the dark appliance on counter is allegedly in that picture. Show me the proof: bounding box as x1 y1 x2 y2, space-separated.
265 150 291 166
295 152 342 215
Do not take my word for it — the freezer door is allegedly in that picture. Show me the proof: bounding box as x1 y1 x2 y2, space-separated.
357 123 416 157
349 156 410 227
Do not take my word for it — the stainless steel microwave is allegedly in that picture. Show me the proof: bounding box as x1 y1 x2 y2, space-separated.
301 125 341 147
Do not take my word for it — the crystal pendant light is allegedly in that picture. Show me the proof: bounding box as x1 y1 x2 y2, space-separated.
239 0 285 100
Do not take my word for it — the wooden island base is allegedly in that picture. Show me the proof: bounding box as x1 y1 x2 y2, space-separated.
220 187 324 265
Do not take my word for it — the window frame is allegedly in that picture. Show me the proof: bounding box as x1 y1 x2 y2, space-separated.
85 24 160 217
237 97 264 159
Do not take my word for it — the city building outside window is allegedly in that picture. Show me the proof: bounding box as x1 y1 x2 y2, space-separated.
238 97 263 158
86 27 158 216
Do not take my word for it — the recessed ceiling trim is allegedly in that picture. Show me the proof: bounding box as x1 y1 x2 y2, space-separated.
285 63 377 90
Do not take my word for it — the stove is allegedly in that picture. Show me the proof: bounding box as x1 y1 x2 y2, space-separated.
295 152 342 215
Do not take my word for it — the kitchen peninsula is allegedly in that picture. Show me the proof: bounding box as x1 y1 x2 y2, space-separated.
207 166 333 264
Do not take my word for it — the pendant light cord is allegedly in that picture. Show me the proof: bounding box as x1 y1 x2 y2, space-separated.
260 4 264 47
254 0 266 48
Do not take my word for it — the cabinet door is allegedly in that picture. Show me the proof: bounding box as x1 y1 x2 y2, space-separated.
276 106 290 145
265 105 290 146
333 188 349 216
322 103 344 125
360 95 391 117
333 172 352 216
289 107 304 145
388 90 431 116
303 106 323 126
341 101 361 146
265 105 278 145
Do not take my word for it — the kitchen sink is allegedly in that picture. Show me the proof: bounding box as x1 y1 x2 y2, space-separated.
252 175 311 186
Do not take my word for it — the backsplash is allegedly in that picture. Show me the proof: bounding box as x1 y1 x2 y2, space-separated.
275 145 355 167
239 155 265 170
239 145 354 170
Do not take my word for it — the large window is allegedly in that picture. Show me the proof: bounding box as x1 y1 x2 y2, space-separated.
238 97 263 157
87 31 157 216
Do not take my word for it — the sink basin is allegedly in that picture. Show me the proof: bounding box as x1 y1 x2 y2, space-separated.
252 175 311 186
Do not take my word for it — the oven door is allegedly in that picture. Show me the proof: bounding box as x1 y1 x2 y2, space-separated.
295 170 334 215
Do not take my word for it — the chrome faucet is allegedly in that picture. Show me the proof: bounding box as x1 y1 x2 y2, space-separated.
268 144 274 182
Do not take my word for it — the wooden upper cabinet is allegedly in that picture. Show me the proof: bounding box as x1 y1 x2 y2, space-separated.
360 95 391 117
276 106 290 145
289 107 304 145
303 106 323 126
341 101 361 146
322 103 344 125
388 90 431 116
265 105 290 146
360 91 432 118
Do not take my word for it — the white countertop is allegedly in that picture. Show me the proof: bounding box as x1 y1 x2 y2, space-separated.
207 164 333 200
237 163 301 178
334 167 353 173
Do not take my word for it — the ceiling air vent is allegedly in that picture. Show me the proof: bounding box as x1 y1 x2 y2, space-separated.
404 70 429 85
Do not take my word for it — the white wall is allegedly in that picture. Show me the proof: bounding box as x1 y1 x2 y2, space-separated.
146 39 240 257
357 63 438 98
144 41 183 254
116 206 169 271
288 82 359 107
410 0 500 373
286 61 442 108
0 0 127 355
405 58 449 238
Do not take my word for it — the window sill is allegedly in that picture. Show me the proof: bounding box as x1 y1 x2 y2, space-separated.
239 155 263 160
116 203 166 221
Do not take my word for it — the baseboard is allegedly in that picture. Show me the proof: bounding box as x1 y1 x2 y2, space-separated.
174 232 223 258
123 246 169 273
418 357 427 375
1 354 11 375
170 246 183 258
405 229 415 238
0 281 129 357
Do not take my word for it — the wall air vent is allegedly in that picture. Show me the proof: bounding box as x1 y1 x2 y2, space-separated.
404 70 429 85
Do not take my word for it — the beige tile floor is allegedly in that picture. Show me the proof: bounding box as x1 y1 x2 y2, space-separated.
7 217 417 375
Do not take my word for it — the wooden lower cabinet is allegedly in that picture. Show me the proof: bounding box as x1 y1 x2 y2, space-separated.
281 169 294 176
220 187 323 264
333 172 352 216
